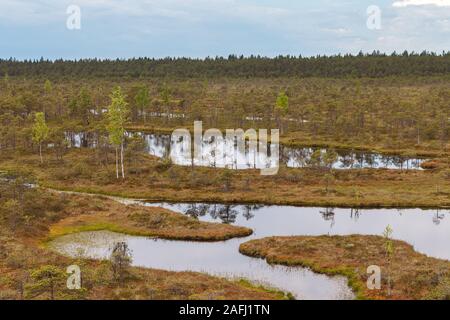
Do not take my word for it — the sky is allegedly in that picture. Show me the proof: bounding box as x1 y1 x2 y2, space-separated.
0 0 449 59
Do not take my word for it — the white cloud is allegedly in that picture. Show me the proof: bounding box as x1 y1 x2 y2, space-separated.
2 1 450 58
393 0 450 7
0 0 291 24
351 3 450 54
436 18 450 31
322 27 352 35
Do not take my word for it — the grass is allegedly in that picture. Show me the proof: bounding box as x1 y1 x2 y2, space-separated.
43 191 252 244
124 124 450 159
280 131 449 158
0 189 285 300
1 144 448 300
1 235 285 300
239 235 450 300
2 149 448 209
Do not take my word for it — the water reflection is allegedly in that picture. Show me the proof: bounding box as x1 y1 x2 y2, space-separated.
143 202 450 260
49 197 450 300
319 208 336 229
285 147 424 170
180 203 264 224
65 132 425 170
433 210 446 226
350 208 362 221
50 231 354 300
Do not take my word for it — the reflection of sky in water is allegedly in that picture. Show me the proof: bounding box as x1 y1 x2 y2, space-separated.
284 148 424 170
144 203 450 261
66 132 425 170
51 199 449 300
51 230 354 300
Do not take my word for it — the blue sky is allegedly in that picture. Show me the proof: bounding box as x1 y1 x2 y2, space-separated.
1 0 449 59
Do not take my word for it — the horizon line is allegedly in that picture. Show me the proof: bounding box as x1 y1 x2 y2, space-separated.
2 50 450 63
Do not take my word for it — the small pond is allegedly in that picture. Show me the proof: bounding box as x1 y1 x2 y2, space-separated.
65 132 426 170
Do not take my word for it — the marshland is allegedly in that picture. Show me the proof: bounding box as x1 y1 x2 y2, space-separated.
0 55 449 300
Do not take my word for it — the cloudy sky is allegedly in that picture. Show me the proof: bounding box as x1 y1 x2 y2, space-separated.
0 0 449 59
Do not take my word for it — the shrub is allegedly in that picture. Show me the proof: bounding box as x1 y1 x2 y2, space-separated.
155 157 173 173
110 242 133 283
129 212 166 228
187 171 213 188
420 160 441 170
219 169 234 192
70 161 92 179
27 265 66 300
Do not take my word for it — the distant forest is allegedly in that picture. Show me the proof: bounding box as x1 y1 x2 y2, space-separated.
2 51 450 78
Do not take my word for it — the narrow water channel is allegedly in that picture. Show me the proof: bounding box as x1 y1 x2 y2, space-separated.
143 203 450 260
48 197 449 300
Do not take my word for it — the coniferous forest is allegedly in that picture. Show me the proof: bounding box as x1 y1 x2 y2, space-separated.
2 52 450 78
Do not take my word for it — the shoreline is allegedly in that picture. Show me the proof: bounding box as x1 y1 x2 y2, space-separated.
42 183 450 210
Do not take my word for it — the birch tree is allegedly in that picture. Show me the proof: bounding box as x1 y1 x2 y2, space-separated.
275 91 289 133
32 112 49 164
107 87 129 179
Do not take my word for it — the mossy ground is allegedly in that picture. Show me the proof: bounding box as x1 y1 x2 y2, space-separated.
0 189 282 300
1 149 448 209
239 235 450 300
43 191 252 243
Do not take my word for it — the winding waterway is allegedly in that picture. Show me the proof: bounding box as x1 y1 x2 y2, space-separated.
49 197 449 300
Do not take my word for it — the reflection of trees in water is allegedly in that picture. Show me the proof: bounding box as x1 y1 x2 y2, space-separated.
339 150 356 169
339 150 369 169
283 147 313 168
354 153 365 168
146 134 171 157
392 156 407 170
320 207 335 229
341 151 376 169
242 205 255 220
66 132 423 170
217 205 239 224
380 155 412 169
350 208 361 221
182 203 264 223
284 147 390 170
280 146 294 166
187 204 238 224
207 204 220 220
183 203 224 221
380 156 393 168
184 204 209 219
66 131 99 148
364 154 376 168
380 156 405 169
242 204 264 221
432 209 445 225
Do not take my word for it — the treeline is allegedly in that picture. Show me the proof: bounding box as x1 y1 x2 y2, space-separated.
2 52 450 79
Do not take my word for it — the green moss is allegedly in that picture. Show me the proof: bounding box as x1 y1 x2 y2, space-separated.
239 243 365 299
235 279 292 300
41 222 156 249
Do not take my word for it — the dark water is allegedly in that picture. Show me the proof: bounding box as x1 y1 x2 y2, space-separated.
65 132 426 170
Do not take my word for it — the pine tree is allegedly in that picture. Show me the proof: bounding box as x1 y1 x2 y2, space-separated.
135 86 150 122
